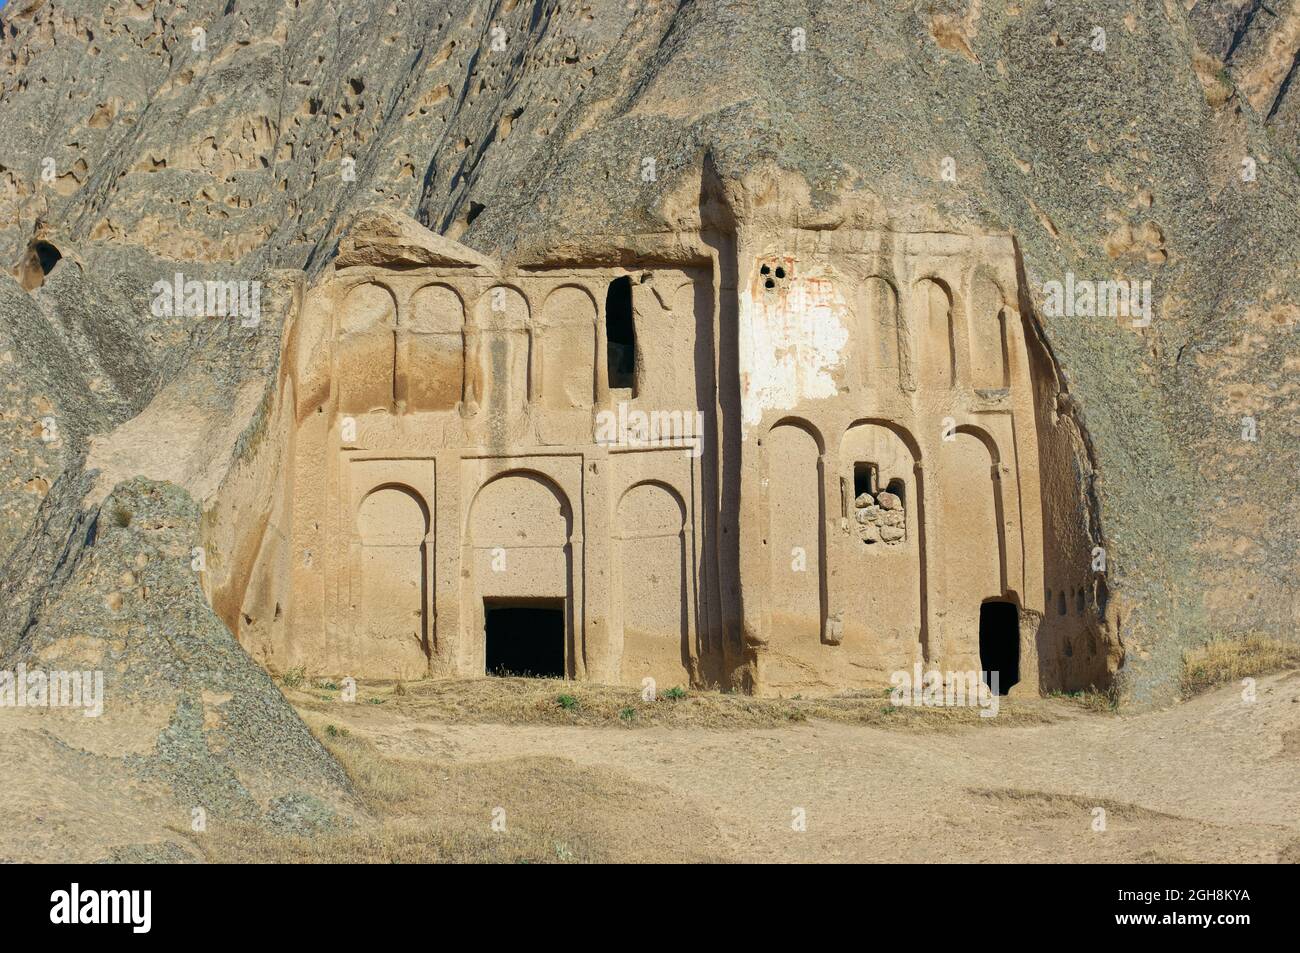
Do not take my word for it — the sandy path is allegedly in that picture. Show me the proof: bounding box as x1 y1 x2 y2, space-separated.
328 671 1300 862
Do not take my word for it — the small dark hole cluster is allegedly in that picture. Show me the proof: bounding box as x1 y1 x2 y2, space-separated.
759 261 788 290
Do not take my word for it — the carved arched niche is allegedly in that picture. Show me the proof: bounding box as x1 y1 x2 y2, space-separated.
400 283 465 412
616 481 690 687
353 484 431 679
465 469 575 674
337 282 398 414
861 276 909 392
539 285 597 410
840 421 924 657
969 275 1010 391
765 420 826 646
914 277 955 391
469 286 530 415
937 427 1005 671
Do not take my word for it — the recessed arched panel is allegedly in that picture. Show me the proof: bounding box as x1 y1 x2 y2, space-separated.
409 283 464 333
469 470 571 548
766 421 825 645
467 471 573 654
842 422 915 548
969 275 1009 390
914 277 954 391
618 481 686 536
337 282 397 413
404 283 464 411
841 421 925 659
941 430 1001 594
938 429 1004 667
475 285 529 329
540 285 596 409
863 276 903 391
358 484 428 542
340 282 396 334
354 485 428 677
541 285 597 326
473 286 530 414
617 481 689 686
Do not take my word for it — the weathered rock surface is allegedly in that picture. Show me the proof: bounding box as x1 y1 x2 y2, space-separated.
0 270 356 859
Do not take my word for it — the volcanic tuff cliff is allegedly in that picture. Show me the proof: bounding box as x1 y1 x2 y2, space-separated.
0 0 1297 853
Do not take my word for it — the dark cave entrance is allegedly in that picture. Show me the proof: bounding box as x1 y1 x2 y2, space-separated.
34 241 62 276
484 599 566 678
605 275 637 391
978 600 1020 695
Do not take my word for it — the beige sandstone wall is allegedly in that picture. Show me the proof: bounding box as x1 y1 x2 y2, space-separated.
204 208 1116 697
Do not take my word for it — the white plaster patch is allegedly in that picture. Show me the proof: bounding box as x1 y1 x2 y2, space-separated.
739 266 850 438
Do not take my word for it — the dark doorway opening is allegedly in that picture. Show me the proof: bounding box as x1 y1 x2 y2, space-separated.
605 276 636 391
978 600 1020 695
485 599 565 677
885 477 906 509
853 461 877 498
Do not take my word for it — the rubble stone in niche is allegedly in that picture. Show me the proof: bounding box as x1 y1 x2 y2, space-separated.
854 489 905 547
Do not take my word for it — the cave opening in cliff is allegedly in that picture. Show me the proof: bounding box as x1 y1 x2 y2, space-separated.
34 241 62 276
484 599 565 678
978 600 1020 695
17 239 65 291
605 275 636 391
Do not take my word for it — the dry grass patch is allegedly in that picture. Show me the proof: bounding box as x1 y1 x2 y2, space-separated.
968 786 1177 822
1048 687 1118 714
1181 635 1300 699
1191 49 1234 108
188 728 731 863
290 677 1062 731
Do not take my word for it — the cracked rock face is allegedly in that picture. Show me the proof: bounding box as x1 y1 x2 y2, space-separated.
0 0 1297 858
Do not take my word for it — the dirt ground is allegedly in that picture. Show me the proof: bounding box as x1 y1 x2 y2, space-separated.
4 669 1296 862
285 669 1300 863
